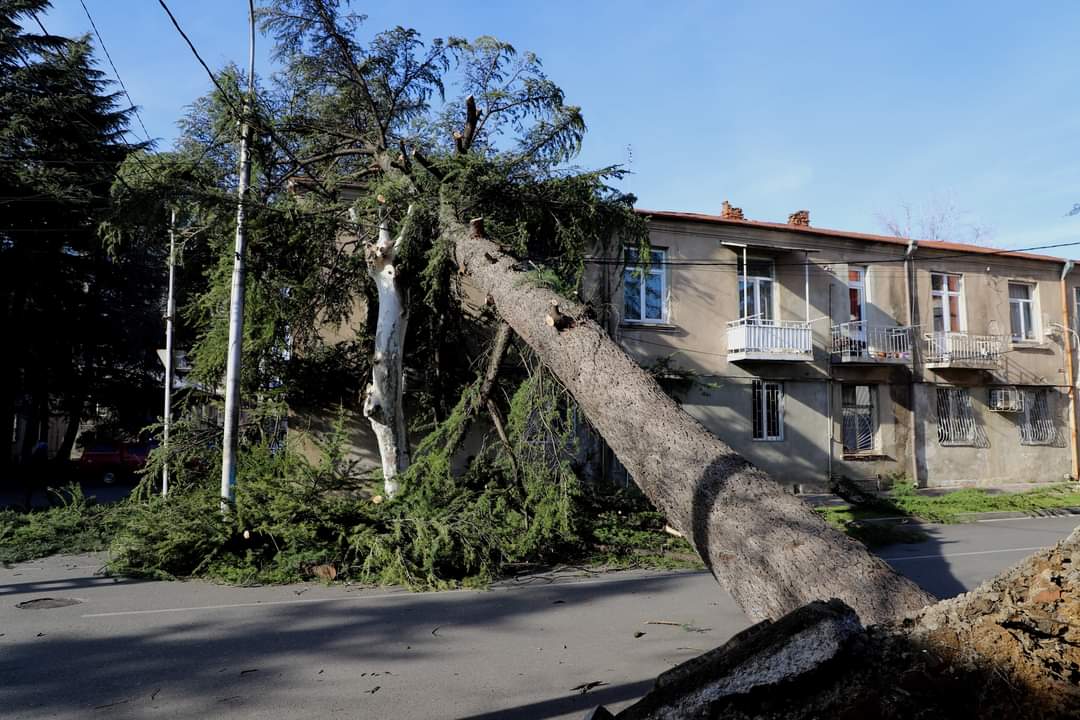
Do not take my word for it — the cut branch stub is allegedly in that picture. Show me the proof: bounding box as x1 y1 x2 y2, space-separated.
469 217 485 238
545 300 574 331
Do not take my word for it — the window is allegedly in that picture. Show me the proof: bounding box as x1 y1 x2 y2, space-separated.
848 266 867 324
738 258 775 322
1008 283 1036 341
936 387 977 446
623 247 667 323
931 273 964 333
842 384 876 454
752 380 783 441
1074 287 1080 334
1019 389 1055 445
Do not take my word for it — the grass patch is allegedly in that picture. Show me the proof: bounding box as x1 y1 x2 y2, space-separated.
817 505 929 547
887 483 1080 524
819 482 1080 547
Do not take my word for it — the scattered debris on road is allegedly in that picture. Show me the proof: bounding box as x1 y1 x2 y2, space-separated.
240 669 258 676
633 631 646 638
571 681 607 694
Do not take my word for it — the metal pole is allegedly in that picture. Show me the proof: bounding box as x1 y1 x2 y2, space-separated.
220 0 256 509
742 246 748 320
162 209 177 497
804 253 810 323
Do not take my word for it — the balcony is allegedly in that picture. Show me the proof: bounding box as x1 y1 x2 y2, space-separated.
924 331 1005 369
726 318 813 362
831 321 912 364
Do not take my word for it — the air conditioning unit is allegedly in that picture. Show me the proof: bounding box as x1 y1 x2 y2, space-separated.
988 386 1023 412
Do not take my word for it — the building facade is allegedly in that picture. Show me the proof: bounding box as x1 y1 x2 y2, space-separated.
590 205 1080 491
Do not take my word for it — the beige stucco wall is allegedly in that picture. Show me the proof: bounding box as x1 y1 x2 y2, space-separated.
586 216 1079 490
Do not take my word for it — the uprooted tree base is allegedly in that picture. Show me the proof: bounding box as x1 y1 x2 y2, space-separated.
596 534 1080 719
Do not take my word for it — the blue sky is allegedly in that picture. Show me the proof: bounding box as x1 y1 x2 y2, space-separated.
39 1 1080 254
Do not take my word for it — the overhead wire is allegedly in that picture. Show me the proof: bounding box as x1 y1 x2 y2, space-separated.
77 0 153 145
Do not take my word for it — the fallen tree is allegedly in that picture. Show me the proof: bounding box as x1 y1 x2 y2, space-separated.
589 529 1080 718
233 5 1077 712
439 205 935 626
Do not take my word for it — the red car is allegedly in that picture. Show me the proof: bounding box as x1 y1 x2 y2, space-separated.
78 442 153 484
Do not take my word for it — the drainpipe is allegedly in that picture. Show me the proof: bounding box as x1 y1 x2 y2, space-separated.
826 283 833 485
904 240 922 488
1060 260 1078 480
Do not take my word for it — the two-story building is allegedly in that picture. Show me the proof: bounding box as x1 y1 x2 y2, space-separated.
592 203 1080 491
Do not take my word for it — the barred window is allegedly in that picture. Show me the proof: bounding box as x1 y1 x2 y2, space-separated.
1019 389 1055 445
937 387 977 446
752 380 783 441
842 384 876 454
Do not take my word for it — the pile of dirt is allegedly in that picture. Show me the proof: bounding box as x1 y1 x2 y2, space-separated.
598 535 1080 719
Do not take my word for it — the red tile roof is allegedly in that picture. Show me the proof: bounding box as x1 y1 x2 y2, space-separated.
636 208 1073 265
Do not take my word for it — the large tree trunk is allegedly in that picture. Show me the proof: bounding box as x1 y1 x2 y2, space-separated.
441 206 935 626
363 215 411 497
602 527 1080 718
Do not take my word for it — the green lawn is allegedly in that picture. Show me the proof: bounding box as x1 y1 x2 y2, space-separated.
817 483 1080 547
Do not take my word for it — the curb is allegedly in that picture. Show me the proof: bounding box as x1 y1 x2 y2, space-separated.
836 506 1080 525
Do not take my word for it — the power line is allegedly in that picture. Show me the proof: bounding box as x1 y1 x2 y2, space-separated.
27 10 157 192
78 0 153 144
156 0 334 201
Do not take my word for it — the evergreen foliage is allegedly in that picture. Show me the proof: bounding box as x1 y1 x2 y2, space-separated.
3 1 667 587
1 0 154 464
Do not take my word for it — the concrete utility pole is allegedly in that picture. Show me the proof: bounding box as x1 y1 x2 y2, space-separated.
162 208 177 497
220 0 257 509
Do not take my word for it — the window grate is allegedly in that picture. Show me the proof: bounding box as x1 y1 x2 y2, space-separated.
937 387 977 446
842 384 875 453
752 380 783 441
1019 389 1055 445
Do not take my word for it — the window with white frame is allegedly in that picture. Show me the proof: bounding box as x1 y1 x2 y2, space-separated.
936 387 977 446
738 258 775 322
1008 282 1037 341
842 384 876 454
752 380 783 441
623 247 667 323
1073 287 1080 334
1019 389 1055 445
931 273 965 333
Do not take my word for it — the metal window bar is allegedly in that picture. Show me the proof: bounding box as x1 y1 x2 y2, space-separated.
1019 390 1055 445
752 380 783 440
937 387 977 446
842 385 875 453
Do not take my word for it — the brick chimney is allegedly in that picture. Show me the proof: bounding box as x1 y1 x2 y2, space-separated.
787 209 810 227
721 200 745 220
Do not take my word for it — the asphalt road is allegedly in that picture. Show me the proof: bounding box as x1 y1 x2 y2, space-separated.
1 515 1077 720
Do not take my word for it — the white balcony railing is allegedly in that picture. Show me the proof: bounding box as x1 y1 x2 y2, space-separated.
726 318 813 361
924 331 1004 367
831 321 912 363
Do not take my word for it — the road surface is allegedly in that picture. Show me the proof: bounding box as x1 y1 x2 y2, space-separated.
1 515 1077 719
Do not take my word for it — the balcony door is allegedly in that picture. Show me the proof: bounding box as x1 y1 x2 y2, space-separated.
931 273 964 333
847 266 868 345
739 259 775 323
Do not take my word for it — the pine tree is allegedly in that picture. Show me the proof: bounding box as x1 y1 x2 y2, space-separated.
0 0 149 469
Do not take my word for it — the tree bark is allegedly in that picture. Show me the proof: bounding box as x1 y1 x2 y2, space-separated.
363 213 411 497
441 204 936 625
